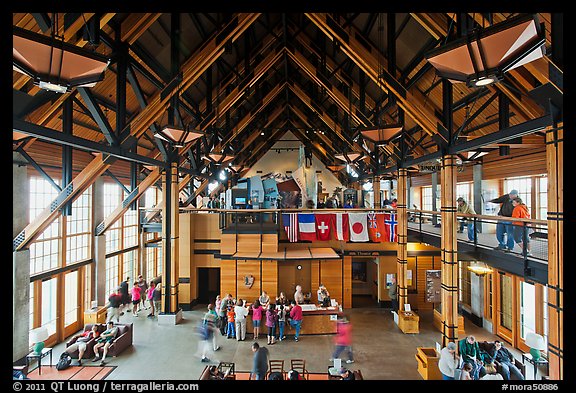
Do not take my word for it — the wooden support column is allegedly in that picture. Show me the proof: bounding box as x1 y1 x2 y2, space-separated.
546 123 563 379
396 168 408 313
161 162 180 316
440 155 459 346
373 176 381 208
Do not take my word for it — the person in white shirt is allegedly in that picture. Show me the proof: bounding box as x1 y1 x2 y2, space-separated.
294 285 304 304
438 342 460 380
234 299 249 341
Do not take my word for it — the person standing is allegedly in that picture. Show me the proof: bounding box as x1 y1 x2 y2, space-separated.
289 300 303 341
486 340 525 380
489 189 518 251
250 342 269 380
457 197 477 241
137 275 148 312
219 294 233 335
265 303 278 345
106 287 122 323
234 299 249 341
511 197 532 256
146 281 156 318
226 305 236 339
259 291 270 308
198 304 220 362
130 280 141 317
294 285 305 305
251 300 264 340
275 292 288 307
438 342 460 380
277 304 287 341
119 277 129 316
152 283 161 317
331 316 354 364
388 276 398 313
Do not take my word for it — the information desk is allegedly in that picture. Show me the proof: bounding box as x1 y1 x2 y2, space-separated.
245 304 343 335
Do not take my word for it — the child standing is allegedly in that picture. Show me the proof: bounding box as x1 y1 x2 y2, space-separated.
251 300 263 340
265 303 278 345
131 280 141 316
277 304 286 341
460 362 473 380
226 306 236 339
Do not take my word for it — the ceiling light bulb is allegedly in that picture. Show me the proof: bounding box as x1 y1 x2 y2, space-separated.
474 77 496 86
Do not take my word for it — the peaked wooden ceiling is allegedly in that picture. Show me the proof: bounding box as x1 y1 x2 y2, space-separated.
13 12 562 189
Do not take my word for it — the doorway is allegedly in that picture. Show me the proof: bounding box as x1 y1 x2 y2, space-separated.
197 268 221 304
351 258 379 308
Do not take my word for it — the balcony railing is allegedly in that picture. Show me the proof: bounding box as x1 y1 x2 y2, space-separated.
175 206 548 263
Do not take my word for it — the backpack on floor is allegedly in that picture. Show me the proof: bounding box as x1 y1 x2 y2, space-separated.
55 352 72 371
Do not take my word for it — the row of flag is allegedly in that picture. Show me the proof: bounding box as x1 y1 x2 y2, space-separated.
282 212 398 243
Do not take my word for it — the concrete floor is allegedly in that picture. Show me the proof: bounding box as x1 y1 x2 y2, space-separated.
46 301 542 381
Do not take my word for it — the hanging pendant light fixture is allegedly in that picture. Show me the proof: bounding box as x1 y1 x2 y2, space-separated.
360 124 403 145
13 19 110 93
154 124 204 148
426 14 545 88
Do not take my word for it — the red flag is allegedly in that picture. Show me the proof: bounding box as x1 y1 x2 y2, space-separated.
333 213 349 241
383 213 398 242
315 213 334 241
368 212 387 242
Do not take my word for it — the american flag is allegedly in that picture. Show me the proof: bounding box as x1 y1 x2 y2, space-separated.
282 213 298 242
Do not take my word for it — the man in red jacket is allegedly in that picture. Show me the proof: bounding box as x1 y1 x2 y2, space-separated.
288 300 303 341
330 316 354 364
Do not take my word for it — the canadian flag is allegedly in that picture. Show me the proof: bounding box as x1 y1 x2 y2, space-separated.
333 213 349 241
348 213 369 242
315 213 334 241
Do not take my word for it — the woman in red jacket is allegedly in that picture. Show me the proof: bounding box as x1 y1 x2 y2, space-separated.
512 197 531 256
330 316 354 364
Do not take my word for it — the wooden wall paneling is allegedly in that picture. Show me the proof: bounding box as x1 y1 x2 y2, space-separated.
319 259 343 307
378 255 397 301
220 259 237 299
311 260 320 298
261 260 278 300
261 234 278 253
343 256 352 309
194 214 221 240
278 261 297 300
415 256 435 311
236 234 261 254
178 213 193 305
220 234 237 255
236 259 261 302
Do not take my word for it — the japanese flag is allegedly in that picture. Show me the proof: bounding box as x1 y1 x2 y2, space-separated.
348 213 369 242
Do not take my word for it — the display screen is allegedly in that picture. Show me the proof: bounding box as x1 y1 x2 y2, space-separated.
235 197 246 205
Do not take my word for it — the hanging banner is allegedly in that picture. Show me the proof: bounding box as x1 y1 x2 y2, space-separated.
262 177 279 208
292 166 307 207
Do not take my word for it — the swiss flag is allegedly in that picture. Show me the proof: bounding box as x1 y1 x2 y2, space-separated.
384 213 398 242
315 213 334 241
368 212 387 242
348 213 369 242
333 213 349 241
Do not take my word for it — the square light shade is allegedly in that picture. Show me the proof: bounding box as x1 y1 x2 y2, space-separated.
426 14 545 87
228 163 244 174
525 332 546 350
13 26 110 93
203 152 235 164
154 126 203 148
326 164 346 172
360 125 403 145
335 151 363 163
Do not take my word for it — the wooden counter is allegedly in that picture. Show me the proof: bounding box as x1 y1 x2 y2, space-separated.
84 306 107 324
245 305 342 335
415 347 442 380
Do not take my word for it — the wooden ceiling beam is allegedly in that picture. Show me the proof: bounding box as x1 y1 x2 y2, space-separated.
305 13 442 140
